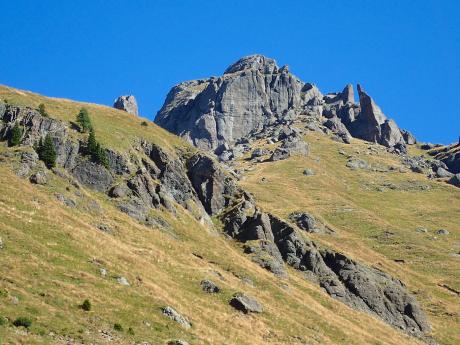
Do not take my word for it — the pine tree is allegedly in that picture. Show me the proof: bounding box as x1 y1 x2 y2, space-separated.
38 134 57 168
9 122 22 146
38 103 49 117
87 128 98 154
76 108 92 133
94 142 109 169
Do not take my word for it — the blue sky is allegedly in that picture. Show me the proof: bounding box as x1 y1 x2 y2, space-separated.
0 0 458 144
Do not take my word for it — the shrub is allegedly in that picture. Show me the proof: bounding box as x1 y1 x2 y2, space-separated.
9 122 22 147
127 327 134 335
141 121 148 127
80 299 91 311
76 108 92 133
36 134 57 168
0 316 7 326
113 323 123 332
37 103 49 117
13 316 32 328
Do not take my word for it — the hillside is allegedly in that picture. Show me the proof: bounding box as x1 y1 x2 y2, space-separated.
0 76 459 345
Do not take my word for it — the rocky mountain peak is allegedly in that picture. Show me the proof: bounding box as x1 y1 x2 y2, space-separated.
223 54 279 74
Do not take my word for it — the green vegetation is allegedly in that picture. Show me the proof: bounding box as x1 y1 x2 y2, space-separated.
127 327 135 335
76 108 92 133
12 317 32 328
0 316 7 326
37 103 49 117
113 323 123 332
36 134 57 168
9 122 22 146
80 299 92 311
141 121 148 127
86 129 109 168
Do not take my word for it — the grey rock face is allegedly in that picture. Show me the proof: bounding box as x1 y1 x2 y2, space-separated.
288 212 317 232
430 143 460 174
113 95 138 116
347 85 405 150
17 151 39 177
162 306 191 329
72 160 113 192
221 195 430 339
401 130 417 145
448 174 460 187
229 293 263 313
155 55 306 150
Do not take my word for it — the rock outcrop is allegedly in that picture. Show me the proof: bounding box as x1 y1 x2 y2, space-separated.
220 194 431 340
155 55 412 155
113 95 138 116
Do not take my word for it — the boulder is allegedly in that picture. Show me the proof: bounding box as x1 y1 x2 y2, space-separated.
401 129 417 145
447 174 460 187
162 306 191 329
116 276 130 286
200 280 220 293
302 168 314 176
113 95 138 116
229 293 263 313
436 167 453 178
346 158 369 170
168 341 190 345
436 229 449 235
288 212 317 232
29 171 47 185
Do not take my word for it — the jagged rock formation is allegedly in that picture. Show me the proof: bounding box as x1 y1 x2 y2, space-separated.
0 102 433 342
429 143 460 174
155 55 413 154
221 195 431 340
113 95 138 116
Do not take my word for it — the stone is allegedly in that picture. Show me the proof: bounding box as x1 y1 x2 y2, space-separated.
29 171 47 185
97 224 112 234
113 95 138 116
436 229 449 235
0 237 3 249
251 148 269 159
436 167 453 178
109 183 130 198
447 174 460 187
346 158 369 170
55 193 77 208
401 129 417 145
168 341 190 345
289 212 317 232
99 268 107 277
415 227 428 233
116 276 130 286
302 168 314 176
200 279 220 293
229 293 263 313
17 151 38 177
162 306 191 329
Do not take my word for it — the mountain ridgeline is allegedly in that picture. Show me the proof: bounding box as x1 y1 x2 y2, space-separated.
0 55 459 345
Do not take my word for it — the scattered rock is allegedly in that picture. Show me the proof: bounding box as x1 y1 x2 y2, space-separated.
11 296 19 305
251 148 269 159
116 276 130 286
415 227 428 233
200 280 220 293
447 174 460 188
302 168 314 176
162 306 191 329
346 158 369 170
55 193 77 208
436 229 449 235
99 268 107 277
168 340 190 345
29 170 48 185
229 293 263 313
113 95 138 116
436 167 453 178
97 224 113 234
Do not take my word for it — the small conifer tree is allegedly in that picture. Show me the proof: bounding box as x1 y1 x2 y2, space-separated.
38 103 49 117
9 122 22 146
76 108 92 133
37 134 57 168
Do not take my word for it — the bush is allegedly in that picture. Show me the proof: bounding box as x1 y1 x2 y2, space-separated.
13 316 32 328
141 121 148 127
37 103 49 117
113 323 123 332
0 316 7 326
80 299 91 311
76 108 92 133
9 122 22 147
36 134 57 168
127 327 134 335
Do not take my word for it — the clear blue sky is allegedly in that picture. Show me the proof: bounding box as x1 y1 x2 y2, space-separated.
0 1 458 144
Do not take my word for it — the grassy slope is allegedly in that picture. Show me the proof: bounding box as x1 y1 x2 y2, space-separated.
236 132 460 345
0 85 456 344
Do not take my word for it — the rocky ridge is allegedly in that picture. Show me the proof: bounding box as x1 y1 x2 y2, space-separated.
155 54 414 155
0 101 433 342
